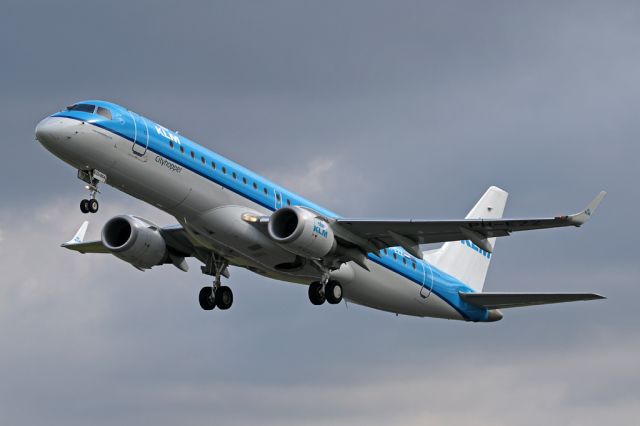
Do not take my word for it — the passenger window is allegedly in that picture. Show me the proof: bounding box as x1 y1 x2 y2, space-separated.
402 258 407 265
276 193 281 201
68 104 96 113
222 167 227 174
263 188 268 195
232 172 237 180
242 177 247 184
190 151 195 159
211 161 216 170
412 261 416 270
383 249 387 255
97 107 112 119
201 156 205 164
169 141 174 149
180 146 185 154
286 199 291 206
392 252 397 260
252 182 257 190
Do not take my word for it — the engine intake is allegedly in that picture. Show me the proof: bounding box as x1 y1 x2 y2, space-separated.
102 215 168 269
268 207 336 259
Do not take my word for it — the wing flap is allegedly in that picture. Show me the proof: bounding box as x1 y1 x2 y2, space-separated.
459 292 605 309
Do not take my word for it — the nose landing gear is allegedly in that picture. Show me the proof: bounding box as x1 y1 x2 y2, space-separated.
78 169 105 214
80 198 99 214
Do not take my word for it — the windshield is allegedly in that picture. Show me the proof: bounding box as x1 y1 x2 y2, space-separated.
67 103 96 113
96 106 112 119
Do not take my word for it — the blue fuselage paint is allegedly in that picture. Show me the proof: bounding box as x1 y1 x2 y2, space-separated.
51 100 489 321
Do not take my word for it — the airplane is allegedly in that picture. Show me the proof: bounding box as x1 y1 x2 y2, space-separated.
35 100 606 322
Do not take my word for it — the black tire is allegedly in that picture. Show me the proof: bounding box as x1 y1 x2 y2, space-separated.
308 282 325 305
198 287 215 310
216 286 233 310
88 199 99 213
325 281 343 305
80 199 90 214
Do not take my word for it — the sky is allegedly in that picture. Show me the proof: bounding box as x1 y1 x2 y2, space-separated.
1 1 639 424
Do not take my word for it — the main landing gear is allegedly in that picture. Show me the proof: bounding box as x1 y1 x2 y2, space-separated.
199 285 233 310
78 169 105 214
199 253 233 311
308 277 343 306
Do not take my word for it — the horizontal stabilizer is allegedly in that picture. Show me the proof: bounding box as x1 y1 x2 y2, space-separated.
460 292 605 309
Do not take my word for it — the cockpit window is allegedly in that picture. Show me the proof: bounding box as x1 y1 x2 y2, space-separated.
97 107 112 120
67 104 96 113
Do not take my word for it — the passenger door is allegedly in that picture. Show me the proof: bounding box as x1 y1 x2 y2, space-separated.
128 111 150 156
419 260 434 300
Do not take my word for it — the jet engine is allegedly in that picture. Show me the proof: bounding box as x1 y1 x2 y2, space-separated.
101 215 168 269
268 206 336 259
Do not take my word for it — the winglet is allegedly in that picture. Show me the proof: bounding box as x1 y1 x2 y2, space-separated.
569 191 607 226
62 221 89 247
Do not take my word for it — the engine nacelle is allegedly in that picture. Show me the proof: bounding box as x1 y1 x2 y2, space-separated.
101 215 168 269
268 206 336 259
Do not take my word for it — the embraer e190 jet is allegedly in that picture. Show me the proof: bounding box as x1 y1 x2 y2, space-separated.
35 100 606 322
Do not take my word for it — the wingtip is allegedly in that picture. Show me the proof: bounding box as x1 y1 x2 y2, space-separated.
63 221 90 247
570 191 607 225
591 191 607 209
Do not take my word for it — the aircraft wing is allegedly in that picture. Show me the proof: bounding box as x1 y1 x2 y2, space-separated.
334 191 606 256
61 221 107 253
62 240 110 254
459 292 606 309
61 221 196 257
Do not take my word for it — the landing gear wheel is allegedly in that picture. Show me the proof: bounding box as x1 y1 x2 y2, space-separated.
88 199 99 213
308 282 326 305
216 286 233 310
325 281 343 305
198 287 216 310
80 199 90 214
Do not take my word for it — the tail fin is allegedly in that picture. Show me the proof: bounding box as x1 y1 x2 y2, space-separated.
424 186 508 292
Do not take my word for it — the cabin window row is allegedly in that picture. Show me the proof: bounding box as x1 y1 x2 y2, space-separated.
166 140 293 206
380 248 417 270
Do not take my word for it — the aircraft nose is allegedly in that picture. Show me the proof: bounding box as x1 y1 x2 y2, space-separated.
35 117 59 144
35 116 73 148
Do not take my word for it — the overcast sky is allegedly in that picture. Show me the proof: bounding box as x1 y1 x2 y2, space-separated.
1 1 639 424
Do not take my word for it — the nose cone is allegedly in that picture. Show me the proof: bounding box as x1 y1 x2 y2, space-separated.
35 116 80 154
35 117 62 146
36 115 88 168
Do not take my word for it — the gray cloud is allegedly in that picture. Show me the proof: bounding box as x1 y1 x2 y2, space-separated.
1 0 639 424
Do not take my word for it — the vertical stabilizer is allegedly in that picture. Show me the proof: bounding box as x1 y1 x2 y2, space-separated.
424 186 508 292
